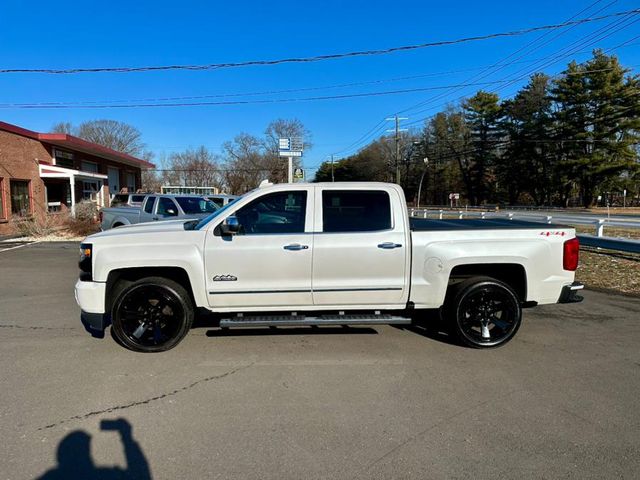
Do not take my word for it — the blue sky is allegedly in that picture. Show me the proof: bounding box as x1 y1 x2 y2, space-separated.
1 0 639 176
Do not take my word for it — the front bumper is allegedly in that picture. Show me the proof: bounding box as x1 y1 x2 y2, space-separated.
81 311 110 338
558 281 585 303
74 279 106 313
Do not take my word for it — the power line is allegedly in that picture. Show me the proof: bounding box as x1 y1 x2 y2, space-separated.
403 4 637 123
0 80 523 109
329 1 620 159
404 15 640 128
396 0 615 117
5 42 640 109
1 9 638 75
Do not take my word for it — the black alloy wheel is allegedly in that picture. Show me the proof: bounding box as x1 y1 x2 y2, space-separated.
448 277 522 348
111 277 193 352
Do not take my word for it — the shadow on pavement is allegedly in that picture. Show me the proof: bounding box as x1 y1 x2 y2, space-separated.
36 418 152 480
393 309 460 346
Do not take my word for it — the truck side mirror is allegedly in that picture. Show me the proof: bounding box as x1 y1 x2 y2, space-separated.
220 216 240 236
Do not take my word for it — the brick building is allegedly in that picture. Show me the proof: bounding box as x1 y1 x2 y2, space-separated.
0 121 154 235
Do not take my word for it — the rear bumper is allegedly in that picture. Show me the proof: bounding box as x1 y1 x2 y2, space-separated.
558 282 585 303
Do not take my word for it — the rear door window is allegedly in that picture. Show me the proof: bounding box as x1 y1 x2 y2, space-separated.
144 196 156 214
322 190 391 232
111 194 127 206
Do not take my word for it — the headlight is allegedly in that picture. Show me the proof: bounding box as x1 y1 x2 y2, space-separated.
79 243 93 281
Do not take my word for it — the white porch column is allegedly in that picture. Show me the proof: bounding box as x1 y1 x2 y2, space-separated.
97 180 104 208
70 175 76 217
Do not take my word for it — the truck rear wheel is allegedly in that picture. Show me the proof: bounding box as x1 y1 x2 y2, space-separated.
111 276 194 352
445 276 522 348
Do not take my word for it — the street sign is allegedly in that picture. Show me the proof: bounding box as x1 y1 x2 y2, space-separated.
293 168 304 180
449 193 460 200
279 137 304 183
278 137 303 154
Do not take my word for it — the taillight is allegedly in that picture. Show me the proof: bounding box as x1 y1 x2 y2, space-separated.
563 237 579 271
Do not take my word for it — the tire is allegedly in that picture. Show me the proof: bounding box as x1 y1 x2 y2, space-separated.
445 276 522 348
111 276 194 352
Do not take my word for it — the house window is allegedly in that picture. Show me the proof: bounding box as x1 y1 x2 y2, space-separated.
54 149 75 169
10 180 31 216
0 177 5 219
126 172 136 192
81 161 99 173
82 181 100 201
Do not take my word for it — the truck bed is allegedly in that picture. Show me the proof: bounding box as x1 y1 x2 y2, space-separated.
410 217 563 231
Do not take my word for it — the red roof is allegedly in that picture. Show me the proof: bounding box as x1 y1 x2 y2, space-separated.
0 120 155 169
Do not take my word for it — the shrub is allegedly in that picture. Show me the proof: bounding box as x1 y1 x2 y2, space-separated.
10 214 61 238
65 201 100 236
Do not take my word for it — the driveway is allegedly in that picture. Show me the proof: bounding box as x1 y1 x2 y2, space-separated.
1 242 639 479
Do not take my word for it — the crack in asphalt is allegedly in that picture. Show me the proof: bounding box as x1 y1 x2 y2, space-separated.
38 362 253 431
0 324 79 331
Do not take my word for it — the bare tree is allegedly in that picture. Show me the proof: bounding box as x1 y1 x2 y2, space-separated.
163 146 221 190
51 122 74 134
222 133 265 194
51 119 147 157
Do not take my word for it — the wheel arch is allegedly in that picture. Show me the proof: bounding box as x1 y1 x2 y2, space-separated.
448 263 527 302
106 266 197 314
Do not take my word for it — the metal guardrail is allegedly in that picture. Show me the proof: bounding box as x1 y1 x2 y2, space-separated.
409 208 640 254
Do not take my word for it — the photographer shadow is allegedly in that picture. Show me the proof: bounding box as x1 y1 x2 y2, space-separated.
36 418 152 480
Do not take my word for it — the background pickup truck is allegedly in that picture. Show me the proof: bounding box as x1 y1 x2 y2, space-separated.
77 182 583 352
100 194 219 230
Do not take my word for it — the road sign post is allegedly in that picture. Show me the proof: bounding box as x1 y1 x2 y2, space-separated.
279 137 304 183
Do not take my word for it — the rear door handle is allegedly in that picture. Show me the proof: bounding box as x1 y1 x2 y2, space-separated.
378 242 402 249
284 244 309 251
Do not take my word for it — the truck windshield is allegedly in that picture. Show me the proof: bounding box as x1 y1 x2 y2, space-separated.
175 197 219 214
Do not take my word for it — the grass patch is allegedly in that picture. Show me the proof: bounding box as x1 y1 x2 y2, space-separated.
577 248 640 297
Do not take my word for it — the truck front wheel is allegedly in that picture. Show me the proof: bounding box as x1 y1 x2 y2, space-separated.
111 276 194 352
446 277 522 348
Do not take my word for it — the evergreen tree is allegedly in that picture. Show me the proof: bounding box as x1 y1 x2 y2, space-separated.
552 51 640 206
462 91 503 204
501 74 554 205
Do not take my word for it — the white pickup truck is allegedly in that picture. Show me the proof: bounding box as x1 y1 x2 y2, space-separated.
75 182 583 352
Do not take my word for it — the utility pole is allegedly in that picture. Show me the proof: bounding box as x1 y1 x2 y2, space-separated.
386 115 408 185
331 155 335 182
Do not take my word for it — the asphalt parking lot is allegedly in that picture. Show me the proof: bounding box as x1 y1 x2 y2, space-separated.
1 242 639 479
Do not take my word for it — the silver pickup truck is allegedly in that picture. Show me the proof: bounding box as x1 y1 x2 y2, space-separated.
100 194 219 230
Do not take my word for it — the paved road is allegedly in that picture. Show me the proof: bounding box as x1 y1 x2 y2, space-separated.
1 243 639 479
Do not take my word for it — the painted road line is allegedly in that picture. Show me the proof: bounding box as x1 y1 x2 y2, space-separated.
0 240 40 253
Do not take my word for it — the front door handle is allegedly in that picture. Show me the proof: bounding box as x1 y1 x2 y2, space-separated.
284 244 309 251
152 216 159 221
378 242 402 249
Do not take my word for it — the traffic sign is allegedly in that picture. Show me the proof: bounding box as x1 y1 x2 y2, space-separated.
293 168 304 180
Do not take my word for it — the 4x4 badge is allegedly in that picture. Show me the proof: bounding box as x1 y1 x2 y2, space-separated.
213 275 238 282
